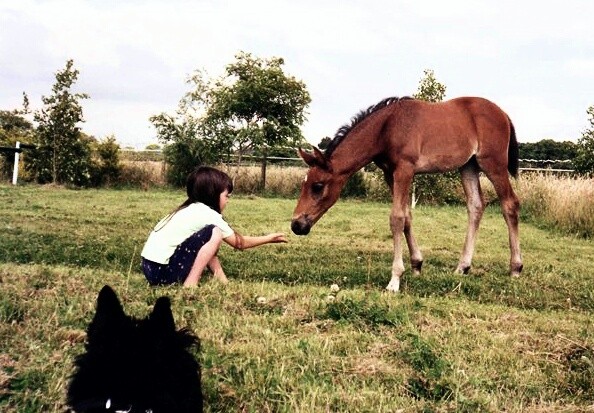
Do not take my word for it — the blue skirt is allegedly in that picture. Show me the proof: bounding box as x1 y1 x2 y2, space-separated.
141 225 216 285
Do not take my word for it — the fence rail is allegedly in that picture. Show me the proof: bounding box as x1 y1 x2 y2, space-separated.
119 150 575 172
518 159 574 174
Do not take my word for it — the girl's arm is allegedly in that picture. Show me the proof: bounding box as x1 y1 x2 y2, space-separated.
223 233 287 250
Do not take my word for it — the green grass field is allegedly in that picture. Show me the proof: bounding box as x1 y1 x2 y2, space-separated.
1 185 593 412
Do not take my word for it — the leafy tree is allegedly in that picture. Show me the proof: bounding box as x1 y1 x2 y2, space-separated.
413 69 446 103
0 114 32 141
93 135 121 186
574 105 594 176
151 52 311 187
145 143 161 150
150 81 225 186
318 136 332 150
205 52 310 158
0 93 34 145
28 60 91 185
411 69 456 205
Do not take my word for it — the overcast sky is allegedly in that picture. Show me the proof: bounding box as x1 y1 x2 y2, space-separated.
1 0 593 148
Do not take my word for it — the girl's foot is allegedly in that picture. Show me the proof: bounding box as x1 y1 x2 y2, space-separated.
213 271 229 284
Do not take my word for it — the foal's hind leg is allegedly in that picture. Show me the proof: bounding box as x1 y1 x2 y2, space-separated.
456 162 485 275
483 168 523 277
404 205 423 275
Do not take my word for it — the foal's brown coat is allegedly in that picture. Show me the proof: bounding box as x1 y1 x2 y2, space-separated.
291 97 522 292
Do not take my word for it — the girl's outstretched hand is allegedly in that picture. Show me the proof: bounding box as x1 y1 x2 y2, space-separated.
268 233 288 243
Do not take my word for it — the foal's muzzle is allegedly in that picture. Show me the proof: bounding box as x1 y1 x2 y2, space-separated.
291 217 312 235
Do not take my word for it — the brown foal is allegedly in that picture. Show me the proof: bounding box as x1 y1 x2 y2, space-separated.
291 96 522 292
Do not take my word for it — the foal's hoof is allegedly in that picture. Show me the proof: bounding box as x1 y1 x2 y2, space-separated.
511 271 522 278
385 278 400 293
411 260 423 276
511 263 523 278
455 265 471 275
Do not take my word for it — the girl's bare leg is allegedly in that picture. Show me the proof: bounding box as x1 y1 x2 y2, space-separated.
208 256 228 283
183 227 223 287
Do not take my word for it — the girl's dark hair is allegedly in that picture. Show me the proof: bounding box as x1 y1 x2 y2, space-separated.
156 166 244 248
180 166 233 213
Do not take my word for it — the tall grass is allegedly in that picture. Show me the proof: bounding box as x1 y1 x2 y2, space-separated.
219 164 306 197
119 160 166 188
517 174 594 238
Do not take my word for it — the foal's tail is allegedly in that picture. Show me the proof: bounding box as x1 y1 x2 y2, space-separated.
507 117 519 178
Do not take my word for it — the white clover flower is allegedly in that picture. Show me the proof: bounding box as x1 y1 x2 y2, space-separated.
256 296 267 304
330 284 340 293
326 294 336 302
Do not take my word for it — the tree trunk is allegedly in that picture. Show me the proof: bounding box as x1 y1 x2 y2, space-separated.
52 137 57 184
260 148 267 192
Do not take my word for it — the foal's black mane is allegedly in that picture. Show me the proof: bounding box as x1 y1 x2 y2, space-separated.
324 96 413 158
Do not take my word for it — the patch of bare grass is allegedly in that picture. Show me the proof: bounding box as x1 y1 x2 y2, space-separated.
2 185 594 411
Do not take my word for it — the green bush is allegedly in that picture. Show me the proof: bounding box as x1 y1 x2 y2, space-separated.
163 142 198 186
363 168 463 205
28 133 94 187
162 139 227 187
90 136 121 187
413 172 462 205
341 170 367 198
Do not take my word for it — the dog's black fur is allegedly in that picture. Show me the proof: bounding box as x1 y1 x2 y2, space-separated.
67 285 203 412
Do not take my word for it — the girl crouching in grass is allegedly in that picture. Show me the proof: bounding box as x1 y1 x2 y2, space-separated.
141 166 287 286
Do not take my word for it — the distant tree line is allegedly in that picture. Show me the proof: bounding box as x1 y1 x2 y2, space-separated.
518 140 577 161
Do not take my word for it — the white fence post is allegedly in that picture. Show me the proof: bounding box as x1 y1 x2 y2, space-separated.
12 141 20 185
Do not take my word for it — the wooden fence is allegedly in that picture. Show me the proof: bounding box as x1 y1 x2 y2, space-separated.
0 141 36 185
120 149 576 173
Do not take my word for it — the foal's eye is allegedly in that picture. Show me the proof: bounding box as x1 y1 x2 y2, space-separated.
311 182 324 194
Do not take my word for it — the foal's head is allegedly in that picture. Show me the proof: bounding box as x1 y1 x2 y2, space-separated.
291 147 348 235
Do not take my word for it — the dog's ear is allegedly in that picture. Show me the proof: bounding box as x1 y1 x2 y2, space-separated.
150 296 176 332
87 285 127 339
95 285 125 319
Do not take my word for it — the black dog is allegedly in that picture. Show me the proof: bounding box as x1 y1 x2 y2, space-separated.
67 285 203 412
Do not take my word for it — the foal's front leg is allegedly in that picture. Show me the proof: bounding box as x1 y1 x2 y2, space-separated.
387 211 406 292
386 167 415 292
388 202 423 291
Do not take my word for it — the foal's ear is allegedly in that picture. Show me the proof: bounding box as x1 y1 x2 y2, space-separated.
150 296 176 332
298 147 331 171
